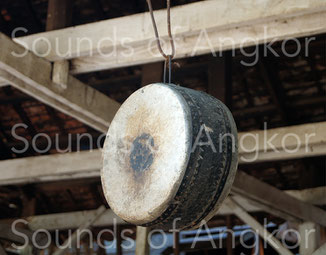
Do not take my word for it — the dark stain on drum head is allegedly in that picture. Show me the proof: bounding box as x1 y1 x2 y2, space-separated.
130 133 154 173
117 105 162 196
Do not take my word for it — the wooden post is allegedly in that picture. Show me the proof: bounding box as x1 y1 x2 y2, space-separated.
299 222 320 255
116 225 122 255
22 197 36 217
46 0 73 31
208 58 225 102
173 231 180 255
135 226 149 255
46 0 72 89
226 215 233 255
208 52 232 109
141 62 164 86
52 60 69 89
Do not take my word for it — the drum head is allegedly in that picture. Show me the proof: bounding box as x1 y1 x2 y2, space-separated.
101 84 192 224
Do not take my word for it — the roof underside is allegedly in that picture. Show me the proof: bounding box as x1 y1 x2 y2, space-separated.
0 0 325 225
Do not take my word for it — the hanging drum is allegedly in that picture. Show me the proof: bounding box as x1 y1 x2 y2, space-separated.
101 83 238 230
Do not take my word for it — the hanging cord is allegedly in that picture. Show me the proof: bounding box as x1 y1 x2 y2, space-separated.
146 0 175 84
163 55 172 84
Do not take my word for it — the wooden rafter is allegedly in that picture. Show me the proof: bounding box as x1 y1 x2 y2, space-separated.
13 0 326 74
225 198 293 255
0 33 120 133
232 171 326 226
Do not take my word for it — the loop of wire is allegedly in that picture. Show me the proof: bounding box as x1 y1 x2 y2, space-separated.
146 0 175 60
146 0 175 84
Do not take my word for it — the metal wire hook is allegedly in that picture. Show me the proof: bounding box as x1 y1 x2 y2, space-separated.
146 0 175 60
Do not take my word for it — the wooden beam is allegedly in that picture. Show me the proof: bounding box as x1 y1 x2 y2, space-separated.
0 33 120 133
232 171 326 227
286 187 326 206
0 150 102 185
72 11 326 74
13 1 326 74
238 121 326 164
226 198 293 255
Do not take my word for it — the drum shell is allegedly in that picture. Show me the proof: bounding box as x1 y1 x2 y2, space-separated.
140 85 238 230
101 84 238 231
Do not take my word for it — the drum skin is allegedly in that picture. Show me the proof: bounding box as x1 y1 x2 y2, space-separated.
101 83 238 230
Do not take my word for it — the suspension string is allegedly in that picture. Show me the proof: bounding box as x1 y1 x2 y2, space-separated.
163 55 172 84
168 55 172 84
146 0 175 84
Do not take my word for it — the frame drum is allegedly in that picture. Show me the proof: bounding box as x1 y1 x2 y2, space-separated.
101 83 238 230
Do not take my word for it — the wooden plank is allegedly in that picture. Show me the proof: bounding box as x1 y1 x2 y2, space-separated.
13 1 326 74
0 33 120 133
232 171 326 227
226 198 293 255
